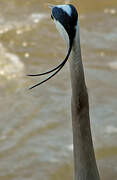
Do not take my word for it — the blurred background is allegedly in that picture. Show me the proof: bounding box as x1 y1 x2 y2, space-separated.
0 0 117 179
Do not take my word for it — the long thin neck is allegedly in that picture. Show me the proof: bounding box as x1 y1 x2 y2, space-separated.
69 26 100 180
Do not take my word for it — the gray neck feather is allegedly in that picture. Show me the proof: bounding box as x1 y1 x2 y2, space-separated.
69 24 100 180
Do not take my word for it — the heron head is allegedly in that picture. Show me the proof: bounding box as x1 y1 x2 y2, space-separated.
28 4 79 89
50 4 78 47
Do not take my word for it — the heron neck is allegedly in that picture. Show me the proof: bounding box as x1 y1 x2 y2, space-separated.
69 28 100 180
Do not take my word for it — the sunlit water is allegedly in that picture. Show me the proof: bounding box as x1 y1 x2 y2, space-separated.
0 0 117 180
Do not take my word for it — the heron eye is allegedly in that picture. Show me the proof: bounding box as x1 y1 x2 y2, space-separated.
51 14 54 19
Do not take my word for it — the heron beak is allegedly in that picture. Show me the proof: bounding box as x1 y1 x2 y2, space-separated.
48 4 55 9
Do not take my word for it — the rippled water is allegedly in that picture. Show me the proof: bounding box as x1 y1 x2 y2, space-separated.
0 0 117 179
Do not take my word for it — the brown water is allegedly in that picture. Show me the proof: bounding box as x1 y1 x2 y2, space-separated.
0 0 117 179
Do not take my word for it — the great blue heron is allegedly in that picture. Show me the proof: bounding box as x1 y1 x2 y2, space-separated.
28 4 100 180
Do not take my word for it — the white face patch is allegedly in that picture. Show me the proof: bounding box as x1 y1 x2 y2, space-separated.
54 18 69 46
57 5 72 17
